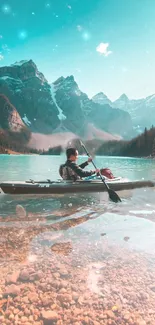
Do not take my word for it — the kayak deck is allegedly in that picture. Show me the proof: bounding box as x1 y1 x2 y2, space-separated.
0 179 154 195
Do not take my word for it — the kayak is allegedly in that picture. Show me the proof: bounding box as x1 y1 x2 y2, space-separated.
0 178 154 195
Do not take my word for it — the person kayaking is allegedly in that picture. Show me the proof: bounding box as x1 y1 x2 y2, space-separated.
59 147 100 181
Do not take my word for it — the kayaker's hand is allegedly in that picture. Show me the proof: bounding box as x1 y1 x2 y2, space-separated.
95 169 100 174
87 157 92 163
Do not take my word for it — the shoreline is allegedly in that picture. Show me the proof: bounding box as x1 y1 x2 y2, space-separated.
0 149 39 155
0 151 154 159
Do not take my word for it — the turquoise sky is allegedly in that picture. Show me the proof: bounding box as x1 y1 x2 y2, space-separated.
0 0 155 100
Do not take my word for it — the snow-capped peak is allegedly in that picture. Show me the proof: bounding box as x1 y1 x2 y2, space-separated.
93 92 108 99
53 75 78 92
116 93 129 102
11 60 30 67
92 92 112 106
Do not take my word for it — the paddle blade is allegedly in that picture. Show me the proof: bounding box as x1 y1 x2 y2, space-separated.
108 188 122 203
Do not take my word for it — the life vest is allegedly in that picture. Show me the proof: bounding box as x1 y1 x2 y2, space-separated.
59 164 64 178
59 164 80 181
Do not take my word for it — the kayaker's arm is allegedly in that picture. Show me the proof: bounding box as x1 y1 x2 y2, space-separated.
70 162 96 177
79 161 89 169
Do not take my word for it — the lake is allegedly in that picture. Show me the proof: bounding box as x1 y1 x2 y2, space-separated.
0 154 155 324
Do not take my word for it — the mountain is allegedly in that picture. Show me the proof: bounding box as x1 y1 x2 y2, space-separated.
0 94 25 131
0 60 133 147
131 95 155 132
0 94 36 154
0 60 60 133
51 76 133 138
92 91 155 133
113 94 155 133
113 93 130 109
92 92 112 106
51 75 88 136
85 123 122 141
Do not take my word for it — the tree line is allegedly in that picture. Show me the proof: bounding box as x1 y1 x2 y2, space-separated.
96 126 155 157
0 127 39 154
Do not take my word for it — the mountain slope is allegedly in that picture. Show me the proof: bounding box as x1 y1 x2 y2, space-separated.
0 60 60 133
52 76 133 138
0 94 25 131
92 92 112 106
92 91 155 133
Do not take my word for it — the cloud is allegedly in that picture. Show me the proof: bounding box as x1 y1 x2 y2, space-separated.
96 42 112 56
0 54 4 60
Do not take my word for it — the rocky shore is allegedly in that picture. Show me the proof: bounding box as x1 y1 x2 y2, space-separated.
0 209 155 325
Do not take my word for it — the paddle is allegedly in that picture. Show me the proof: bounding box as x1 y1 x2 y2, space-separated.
80 141 122 203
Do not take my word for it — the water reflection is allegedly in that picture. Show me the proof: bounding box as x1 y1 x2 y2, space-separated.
0 192 100 217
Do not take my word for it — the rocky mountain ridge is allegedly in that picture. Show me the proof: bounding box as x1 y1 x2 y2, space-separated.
0 60 133 148
92 92 155 133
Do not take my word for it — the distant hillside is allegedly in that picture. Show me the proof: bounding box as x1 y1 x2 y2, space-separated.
31 127 155 157
0 127 39 154
96 126 155 157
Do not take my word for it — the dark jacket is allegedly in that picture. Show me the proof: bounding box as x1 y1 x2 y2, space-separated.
59 160 95 181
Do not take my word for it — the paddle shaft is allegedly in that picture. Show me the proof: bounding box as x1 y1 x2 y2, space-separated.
81 144 110 191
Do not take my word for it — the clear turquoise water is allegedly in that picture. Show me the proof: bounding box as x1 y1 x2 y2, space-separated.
0 154 155 181
0 155 155 234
